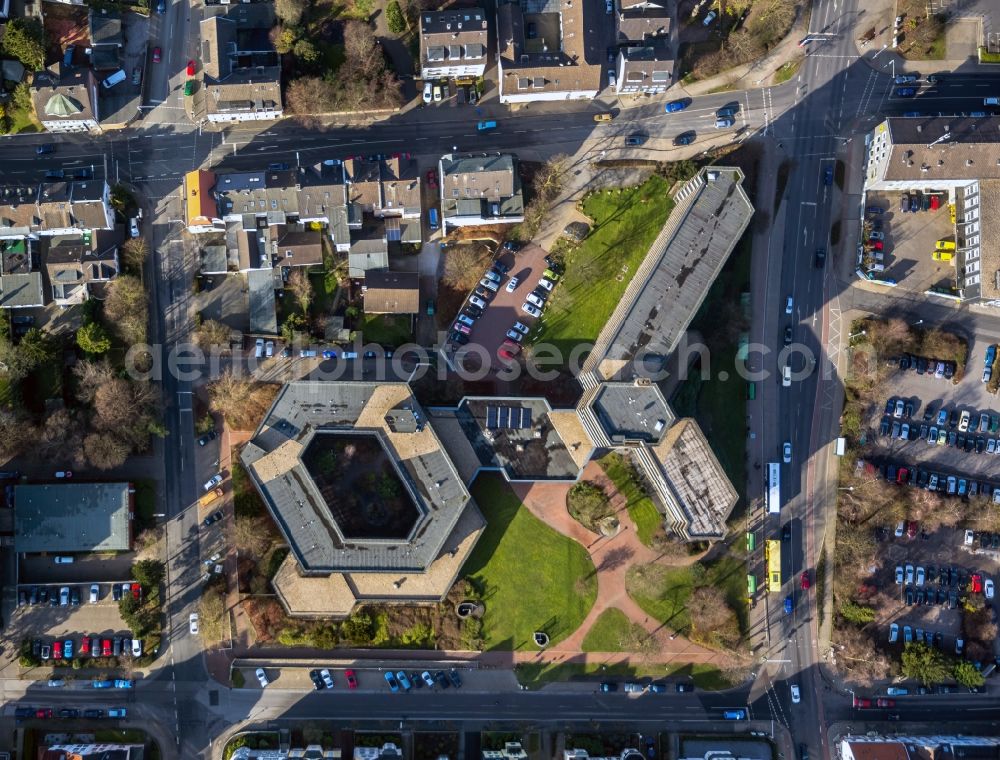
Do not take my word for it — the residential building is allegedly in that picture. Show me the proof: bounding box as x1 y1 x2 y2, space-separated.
0 180 114 240
483 743 529 760
438 153 524 229
839 734 1000 760
614 45 673 95
14 482 134 554
43 743 144 760
30 66 100 133
199 12 283 123
0 238 44 309
864 116 1000 302
362 270 420 314
419 8 489 80
231 746 342 760
495 0 601 103
89 8 123 71
43 231 120 306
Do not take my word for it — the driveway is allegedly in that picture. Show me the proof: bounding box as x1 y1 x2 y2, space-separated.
468 244 549 359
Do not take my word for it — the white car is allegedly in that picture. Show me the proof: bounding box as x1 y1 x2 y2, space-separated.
129 218 140 238
469 295 487 310
904 564 914 585
189 613 200 635
89 583 100 603
506 277 519 293
959 410 971 431
59 586 69 606
254 338 264 358
256 668 269 687
433 85 442 102
422 81 433 103
505 329 524 343
512 321 529 335
203 473 223 491
132 637 142 657
537 277 555 291
986 579 995 599
47 679 66 687
916 566 925 586
321 668 335 689
785 296 793 314
894 521 905 537
265 340 274 358
522 302 542 317
782 441 791 463
526 292 546 308
790 684 801 704
895 566 903 585
889 623 899 643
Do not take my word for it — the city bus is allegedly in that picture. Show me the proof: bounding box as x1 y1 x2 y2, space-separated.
767 462 781 514
765 539 782 592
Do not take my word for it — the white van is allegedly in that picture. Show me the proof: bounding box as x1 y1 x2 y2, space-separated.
782 364 792 387
102 69 127 89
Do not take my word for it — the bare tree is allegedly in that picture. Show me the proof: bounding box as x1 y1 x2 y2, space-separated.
37 408 85 465
84 432 131 470
234 515 273 559
0 408 38 460
120 238 149 275
208 372 276 431
194 319 233 352
73 359 118 404
286 269 313 316
104 275 149 347
275 0 308 26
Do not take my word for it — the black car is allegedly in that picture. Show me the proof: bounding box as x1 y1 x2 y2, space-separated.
29 586 38 605
784 326 793 345
814 248 826 268
526 21 537 38
202 510 223 527
916 356 928 374
84 709 105 719
937 685 958 694
502 241 522 252
59 708 80 719
448 669 463 688
977 437 986 453
919 423 928 440
916 469 928 487
491 261 510 275
957 433 966 449
449 331 469 346
14 707 33 718
674 131 696 146
782 523 791 540
949 591 958 609
879 417 890 436
434 670 450 688
197 430 217 447
70 587 80 605
466 304 483 318
950 409 959 427
904 401 914 418
625 134 646 147
965 436 976 452
916 588 925 605
32 639 41 657
599 681 617 692
800 745 809 760
950 567 958 586
905 587 914 605
36 144 55 155
943 362 955 379
268 162 290 171
902 354 913 371
922 405 934 421
934 631 944 648
675 682 694 692
993 533 1000 550
948 431 957 446
908 425 919 441
112 583 122 601
309 670 324 690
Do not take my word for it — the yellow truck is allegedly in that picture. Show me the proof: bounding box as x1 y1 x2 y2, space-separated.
199 487 223 507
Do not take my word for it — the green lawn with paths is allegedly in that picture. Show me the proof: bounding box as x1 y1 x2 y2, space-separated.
530 175 675 359
462 475 597 650
598 453 663 546
581 608 639 652
361 313 412 347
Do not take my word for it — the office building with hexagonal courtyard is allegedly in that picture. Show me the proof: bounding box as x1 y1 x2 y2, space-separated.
240 381 485 618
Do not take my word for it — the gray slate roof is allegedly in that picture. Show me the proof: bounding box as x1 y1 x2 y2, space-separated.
248 268 277 334
15 482 132 553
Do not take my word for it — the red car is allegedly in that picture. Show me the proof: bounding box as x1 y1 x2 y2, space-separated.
896 467 909 484
801 572 810 590
425 169 438 189
35 708 53 719
876 698 895 707
53 641 63 660
80 637 90 656
132 583 141 600
853 696 872 708
906 521 918 539
153 47 161 63
971 573 983 593
345 669 358 689
930 195 941 210
102 638 112 657
186 59 196 76
873 240 884 251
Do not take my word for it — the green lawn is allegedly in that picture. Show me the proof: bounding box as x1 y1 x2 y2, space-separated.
463 475 597 650
773 59 801 84
530 175 675 359
7 102 39 134
598 453 663 546
582 607 644 652
361 313 413 347
669 230 752 501
515 661 733 690
626 554 747 634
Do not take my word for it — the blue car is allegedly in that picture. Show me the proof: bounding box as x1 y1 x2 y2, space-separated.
986 344 997 368
384 671 400 692
396 671 412 691
92 679 113 689
896 87 916 97
114 679 133 689
63 639 73 659
321 350 337 359
664 99 687 113
784 595 793 614
823 166 833 185
866 206 885 215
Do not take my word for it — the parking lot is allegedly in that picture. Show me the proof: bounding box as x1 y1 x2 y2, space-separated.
875 525 999 663
862 191 955 293
868 342 1000 482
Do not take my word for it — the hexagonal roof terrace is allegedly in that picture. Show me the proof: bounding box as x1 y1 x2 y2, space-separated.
240 382 473 574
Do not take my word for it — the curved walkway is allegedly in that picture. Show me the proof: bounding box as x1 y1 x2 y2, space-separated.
509 460 732 666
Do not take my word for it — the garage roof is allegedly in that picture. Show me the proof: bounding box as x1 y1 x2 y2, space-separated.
14 482 133 553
